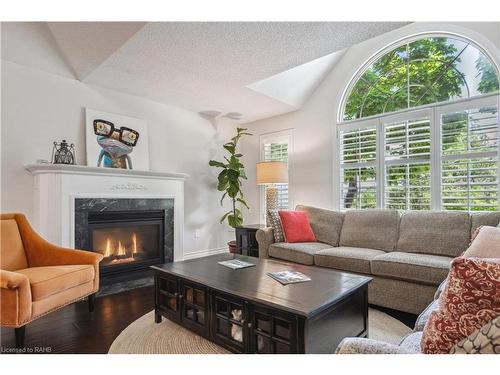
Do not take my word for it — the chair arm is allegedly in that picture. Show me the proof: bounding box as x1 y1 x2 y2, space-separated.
13 213 103 267
0 269 30 290
27 244 104 267
1 270 32 326
335 338 412 354
256 227 274 259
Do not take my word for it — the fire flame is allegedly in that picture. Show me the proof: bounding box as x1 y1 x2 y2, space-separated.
105 238 112 257
117 241 126 256
132 233 137 254
102 232 139 258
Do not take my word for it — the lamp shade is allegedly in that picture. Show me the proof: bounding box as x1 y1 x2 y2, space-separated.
256 161 288 185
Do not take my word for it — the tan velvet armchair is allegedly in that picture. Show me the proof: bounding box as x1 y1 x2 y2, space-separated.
0 213 103 347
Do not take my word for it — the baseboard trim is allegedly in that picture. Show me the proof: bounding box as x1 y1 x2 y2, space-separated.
182 247 228 260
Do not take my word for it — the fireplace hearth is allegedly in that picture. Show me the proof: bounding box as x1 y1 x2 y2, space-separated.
74 198 174 285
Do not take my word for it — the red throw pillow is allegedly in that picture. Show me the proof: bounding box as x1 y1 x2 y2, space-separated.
278 210 316 243
421 257 500 354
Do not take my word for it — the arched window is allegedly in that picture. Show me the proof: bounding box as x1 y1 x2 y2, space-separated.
343 36 499 121
338 34 500 212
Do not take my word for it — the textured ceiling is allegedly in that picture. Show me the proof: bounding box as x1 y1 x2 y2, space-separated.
2 22 409 122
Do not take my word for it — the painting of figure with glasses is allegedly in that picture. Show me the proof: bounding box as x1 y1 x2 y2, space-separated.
85 109 150 170
93 119 139 169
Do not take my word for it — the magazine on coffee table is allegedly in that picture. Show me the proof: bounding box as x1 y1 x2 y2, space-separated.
218 259 256 270
267 270 311 285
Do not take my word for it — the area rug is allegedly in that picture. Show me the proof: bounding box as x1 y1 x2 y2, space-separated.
108 308 411 354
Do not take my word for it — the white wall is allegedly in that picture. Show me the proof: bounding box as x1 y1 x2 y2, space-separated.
241 22 500 223
1 61 235 257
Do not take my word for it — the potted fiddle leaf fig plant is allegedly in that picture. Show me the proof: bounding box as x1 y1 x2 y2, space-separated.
209 127 252 253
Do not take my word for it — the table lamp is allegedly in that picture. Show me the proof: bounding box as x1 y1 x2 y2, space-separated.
256 161 288 216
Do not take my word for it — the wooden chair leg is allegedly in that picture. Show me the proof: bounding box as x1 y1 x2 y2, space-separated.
15 326 26 348
88 293 96 312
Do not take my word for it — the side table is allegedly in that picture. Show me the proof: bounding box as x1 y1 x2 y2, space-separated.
235 224 265 257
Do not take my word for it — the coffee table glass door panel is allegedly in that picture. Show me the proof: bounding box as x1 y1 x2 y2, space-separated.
180 280 208 336
156 274 180 320
211 291 247 352
248 304 298 354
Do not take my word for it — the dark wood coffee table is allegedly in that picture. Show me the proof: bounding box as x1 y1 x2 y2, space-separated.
152 253 371 353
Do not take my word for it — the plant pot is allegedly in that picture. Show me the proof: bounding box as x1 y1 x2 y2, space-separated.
228 240 237 254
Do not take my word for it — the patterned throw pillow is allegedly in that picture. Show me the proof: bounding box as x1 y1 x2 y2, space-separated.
450 315 500 354
267 210 285 243
421 257 500 354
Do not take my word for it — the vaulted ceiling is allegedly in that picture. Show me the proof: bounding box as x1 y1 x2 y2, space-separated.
1 22 409 122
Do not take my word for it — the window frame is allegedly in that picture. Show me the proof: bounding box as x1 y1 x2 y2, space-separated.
336 94 500 211
259 129 293 224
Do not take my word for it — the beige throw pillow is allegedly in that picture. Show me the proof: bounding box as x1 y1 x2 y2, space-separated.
450 315 500 354
463 226 500 258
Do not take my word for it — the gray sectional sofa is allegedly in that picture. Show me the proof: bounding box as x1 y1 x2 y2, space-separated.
256 205 500 314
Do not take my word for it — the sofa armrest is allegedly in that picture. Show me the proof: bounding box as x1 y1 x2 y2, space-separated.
335 338 412 354
256 228 275 259
1 270 32 326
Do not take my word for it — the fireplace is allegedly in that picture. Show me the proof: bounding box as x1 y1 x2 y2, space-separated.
88 210 165 276
74 198 175 284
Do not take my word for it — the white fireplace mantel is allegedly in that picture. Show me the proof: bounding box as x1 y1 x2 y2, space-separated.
25 164 188 261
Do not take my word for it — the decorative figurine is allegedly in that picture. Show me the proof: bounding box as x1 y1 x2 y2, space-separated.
52 140 76 165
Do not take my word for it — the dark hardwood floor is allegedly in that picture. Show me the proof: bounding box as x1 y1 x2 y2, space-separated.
0 285 417 354
0 286 154 354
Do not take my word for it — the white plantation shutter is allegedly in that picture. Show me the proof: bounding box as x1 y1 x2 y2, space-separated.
384 116 432 210
262 137 289 210
440 105 499 211
263 143 288 162
340 126 377 209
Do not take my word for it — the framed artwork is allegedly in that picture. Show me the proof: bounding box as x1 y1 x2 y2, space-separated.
85 108 150 170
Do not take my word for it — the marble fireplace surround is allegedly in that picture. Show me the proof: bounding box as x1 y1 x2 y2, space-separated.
74 197 174 263
25 164 187 262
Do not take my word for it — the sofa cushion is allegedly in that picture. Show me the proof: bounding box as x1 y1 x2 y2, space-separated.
399 332 423 353
16 265 95 301
399 332 422 354
414 299 439 332
471 212 500 236
339 209 400 251
371 252 452 286
397 211 470 257
463 226 500 258
434 278 448 300
296 205 344 246
314 246 385 274
421 257 500 354
0 219 28 271
268 242 333 265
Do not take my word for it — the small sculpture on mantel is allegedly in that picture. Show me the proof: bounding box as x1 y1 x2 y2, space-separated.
52 140 76 165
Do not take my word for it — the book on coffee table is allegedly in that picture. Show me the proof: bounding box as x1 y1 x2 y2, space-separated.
218 259 256 269
267 270 311 285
